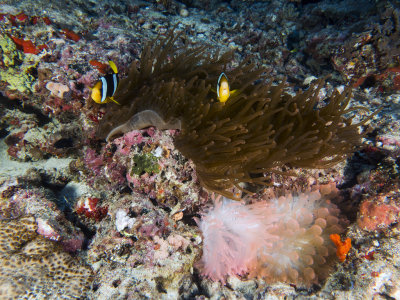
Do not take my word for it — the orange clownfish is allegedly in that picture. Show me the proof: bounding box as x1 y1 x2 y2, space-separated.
217 72 237 103
91 61 120 105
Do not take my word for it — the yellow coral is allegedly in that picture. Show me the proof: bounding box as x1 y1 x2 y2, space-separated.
0 34 37 93
0 34 22 67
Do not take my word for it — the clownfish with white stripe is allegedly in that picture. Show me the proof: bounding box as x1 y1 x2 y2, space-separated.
90 61 120 105
216 72 237 103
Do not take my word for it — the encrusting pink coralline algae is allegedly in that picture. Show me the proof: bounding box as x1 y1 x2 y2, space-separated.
197 183 348 285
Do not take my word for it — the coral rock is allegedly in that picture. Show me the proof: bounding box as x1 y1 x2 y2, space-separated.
45 81 70 99
357 197 400 231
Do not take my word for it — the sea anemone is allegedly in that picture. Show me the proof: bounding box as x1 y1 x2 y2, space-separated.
197 184 348 285
98 27 375 199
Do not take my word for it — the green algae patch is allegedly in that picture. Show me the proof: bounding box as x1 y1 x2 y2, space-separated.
131 153 160 176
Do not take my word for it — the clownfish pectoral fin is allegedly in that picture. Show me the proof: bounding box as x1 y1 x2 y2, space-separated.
108 61 118 74
230 89 238 96
109 97 121 105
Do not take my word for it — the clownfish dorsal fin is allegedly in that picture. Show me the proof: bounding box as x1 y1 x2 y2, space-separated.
108 61 118 74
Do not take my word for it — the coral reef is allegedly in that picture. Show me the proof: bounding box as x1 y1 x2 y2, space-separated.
75 197 108 222
333 4 400 84
0 215 93 299
0 34 36 94
0 0 398 298
87 191 202 299
78 128 205 214
0 178 85 252
357 195 400 231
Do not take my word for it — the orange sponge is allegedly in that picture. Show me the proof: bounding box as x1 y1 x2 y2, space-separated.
330 234 351 262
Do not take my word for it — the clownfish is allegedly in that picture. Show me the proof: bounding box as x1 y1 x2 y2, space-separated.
216 72 237 103
90 61 120 105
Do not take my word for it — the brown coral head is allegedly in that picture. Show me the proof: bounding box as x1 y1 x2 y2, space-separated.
0 215 93 298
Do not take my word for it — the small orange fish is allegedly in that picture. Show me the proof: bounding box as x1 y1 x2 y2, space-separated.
216 72 237 103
